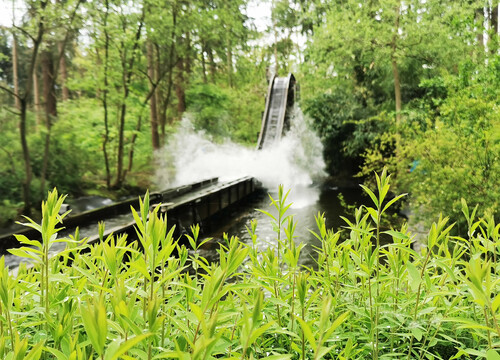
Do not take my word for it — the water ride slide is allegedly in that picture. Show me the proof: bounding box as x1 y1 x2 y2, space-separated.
256 73 297 150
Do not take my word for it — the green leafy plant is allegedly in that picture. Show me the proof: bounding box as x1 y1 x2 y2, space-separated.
0 171 499 359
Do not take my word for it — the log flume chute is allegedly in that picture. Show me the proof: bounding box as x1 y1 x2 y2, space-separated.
256 73 297 150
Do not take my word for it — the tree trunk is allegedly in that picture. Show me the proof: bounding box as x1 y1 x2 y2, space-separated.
476 7 484 47
208 48 216 83
58 41 70 101
493 5 499 35
272 0 279 75
147 40 160 150
41 50 58 117
127 115 142 173
490 5 499 54
11 0 48 216
19 100 32 216
115 98 128 188
40 49 58 195
102 0 111 189
201 40 207 84
391 4 402 162
175 58 186 115
33 62 42 128
391 5 402 127
113 8 145 188
160 1 177 137
12 34 20 110
227 38 233 87
185 32 192 75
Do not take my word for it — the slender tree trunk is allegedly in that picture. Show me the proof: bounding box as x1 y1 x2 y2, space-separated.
476 7 485 47
391 4 402 163
40 49 58 195
185 32 192 75
114 9 145 188
493 5 499 35
19 101 32 216
272 0 279 75
115 96 128 188
391 5 402 127
33 62 42 128
490 5 499 54
226 37 233 87
17 0 47 216
58 41 69 101
127 115 142 173
208 48 216 83
160 2 177 137
175 58 186 115
102 0 111 188
201 40 207 84
12 34 20 110
147 40 160 150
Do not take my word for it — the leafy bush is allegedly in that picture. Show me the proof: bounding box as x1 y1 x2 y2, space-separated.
0 200 22 227
186 81 265 145
2 171 500 359
396 80 500 232
186 83 232 140
303 91 389 176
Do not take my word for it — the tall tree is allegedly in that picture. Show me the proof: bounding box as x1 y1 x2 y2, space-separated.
0 0 49 215
39 0 83 195
114 5 145 188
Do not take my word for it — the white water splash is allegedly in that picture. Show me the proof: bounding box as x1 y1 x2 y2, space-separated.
154 107 326 207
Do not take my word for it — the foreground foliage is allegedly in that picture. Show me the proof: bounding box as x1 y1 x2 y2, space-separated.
1 170 500 359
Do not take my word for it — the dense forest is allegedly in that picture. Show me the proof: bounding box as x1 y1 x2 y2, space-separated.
0 0 498 230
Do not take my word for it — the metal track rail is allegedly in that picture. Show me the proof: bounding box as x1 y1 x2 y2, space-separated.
0 177 259 254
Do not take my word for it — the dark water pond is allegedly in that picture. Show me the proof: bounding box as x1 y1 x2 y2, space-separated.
200 181 367 268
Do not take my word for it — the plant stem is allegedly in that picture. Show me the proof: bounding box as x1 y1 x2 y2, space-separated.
484 307 492 348
407 249 432 359
301 306 305 360
290 268 296 332
374 207 381 360
274 281 282 327
5 307 14 352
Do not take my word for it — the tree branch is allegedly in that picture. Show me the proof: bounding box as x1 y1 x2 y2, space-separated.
13 24 36 42
50 0 85 88
0 84 20 100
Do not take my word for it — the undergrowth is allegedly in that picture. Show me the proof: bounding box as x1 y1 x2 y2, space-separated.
0 169 499 359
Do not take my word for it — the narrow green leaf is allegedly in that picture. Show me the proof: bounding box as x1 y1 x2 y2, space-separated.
23 340 44 360
43 347 68 360
104 333 152 360
360 185 378 208
316 345 335 359
257 209 276 222
492 294 500 313
382 230 409 240
261 355 294 360
365 206 379 224
249 321 274 345
295 316 316 351
382 194 408 212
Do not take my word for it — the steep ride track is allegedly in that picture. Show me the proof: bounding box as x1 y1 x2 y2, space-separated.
256 73 297 150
